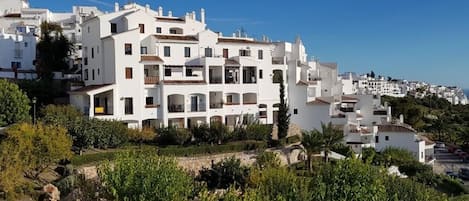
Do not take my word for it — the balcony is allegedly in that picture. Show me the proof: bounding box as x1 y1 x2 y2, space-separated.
168 104 184 113
272 57 285 65
14 49 23 59
144 76 160 84
188 94 206 112
94 107 113 116
168 94 184 113
243 93 257 105
340 107 354 113
242 67 257 84
210 102 223 109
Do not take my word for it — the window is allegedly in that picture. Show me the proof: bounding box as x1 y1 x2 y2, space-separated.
146 97 154 105
87 26 90 33
156 27 162 33
239 49 250 56
97 68 100 75
223 48 228 58
125 43 132 55
164 68 171 76
24 42 28 47
125 67 133 79
375 136 379 143
97 46 99 54
293 108 298 114
205 47 213 57
111 23 117 33
259 69 263 79
385 136 389 141
186 68 193 76
141 46 148 54
125 98 133 114
170 29 177 34
258 50 263 60
84 69 88 80
11 62 21 69
184 47 190 57
91 47 94 58
92 69 95 80
139 24 145 33
164 46 170 57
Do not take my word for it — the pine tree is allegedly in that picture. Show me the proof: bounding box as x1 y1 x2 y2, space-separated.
277 76 290 139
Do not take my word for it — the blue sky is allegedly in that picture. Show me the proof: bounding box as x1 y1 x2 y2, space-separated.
31 0 469 88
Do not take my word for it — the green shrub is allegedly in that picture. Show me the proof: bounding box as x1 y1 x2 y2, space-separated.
156 127 191 145
246 124 272 141
255 151 281 168
127 127 155 143
198 156 250 189
54 175 79 197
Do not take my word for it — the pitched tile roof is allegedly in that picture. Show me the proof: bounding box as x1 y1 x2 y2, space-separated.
154 35 198 41
378 124 416 133
217 38 271 44
141 55 163 62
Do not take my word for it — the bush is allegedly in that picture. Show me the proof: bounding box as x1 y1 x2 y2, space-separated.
374 147 416 166
246 124 272 141
331 143 355 158
99 151 193 201
127 127 155 144
157 127 191 145
255 151 281 168
54 175 79 197
40 104 82 126
198 156 250 189
0 79 30 126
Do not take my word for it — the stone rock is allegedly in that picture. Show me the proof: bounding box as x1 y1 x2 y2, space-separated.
40 184 60 201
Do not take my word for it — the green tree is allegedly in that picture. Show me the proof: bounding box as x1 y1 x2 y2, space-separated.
0 79 30 126
40 104 82 127
311 159 387 201
36 21 74 79
0 123 72 199
320 122 343 163
277 75 290 140
301 129 323 172
99 151 193 201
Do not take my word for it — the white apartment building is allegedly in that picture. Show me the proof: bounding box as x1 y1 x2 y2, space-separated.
353 75 405 97
0 0 103 76
70 3 284 128
0 27 37 79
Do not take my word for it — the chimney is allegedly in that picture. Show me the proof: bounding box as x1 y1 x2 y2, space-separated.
200 8 205 24
145 4 150 13
192 11 196 20
168 11 172 17
114 2 119 12
399 114 404 124
158 6 163 16
386 106 392 123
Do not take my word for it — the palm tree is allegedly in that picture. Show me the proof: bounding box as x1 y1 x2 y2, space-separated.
301 129 323 172
321 122 344 163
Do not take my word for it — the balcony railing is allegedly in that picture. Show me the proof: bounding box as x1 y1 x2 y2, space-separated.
168 104 184 113
209 77 222 84
225 102 240 106
340 107 354 113
243 101 257 105
210 103 223 109
144 76 160 84
188 104 206 112
94 107 113 116
272 57 284 64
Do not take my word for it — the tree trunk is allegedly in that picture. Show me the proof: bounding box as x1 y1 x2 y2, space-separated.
324 150 329 163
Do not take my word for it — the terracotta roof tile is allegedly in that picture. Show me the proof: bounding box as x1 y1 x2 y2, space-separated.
218 38 271 44
162 80 206 85
141 55 163 62
225 59 240 65
70 84 112 93
154 35 198 41
307 98 331 105
378 124 416 133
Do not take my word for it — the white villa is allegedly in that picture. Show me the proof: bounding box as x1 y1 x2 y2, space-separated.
68 2 434 163
0 0 103 78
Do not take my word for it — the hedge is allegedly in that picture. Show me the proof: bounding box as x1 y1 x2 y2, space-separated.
71 141 267 166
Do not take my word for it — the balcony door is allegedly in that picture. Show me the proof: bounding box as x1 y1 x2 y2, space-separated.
191 96 198 112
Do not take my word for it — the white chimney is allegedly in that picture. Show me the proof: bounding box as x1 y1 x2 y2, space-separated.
192 11 196 20
158 6 163 16
145 4 150 13
114 2 119 12
200 8 205 24
399 114 404 124
168 11 172 17
386 106 392 123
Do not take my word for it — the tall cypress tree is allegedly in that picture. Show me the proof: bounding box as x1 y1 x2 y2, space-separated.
277 75 290 139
